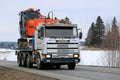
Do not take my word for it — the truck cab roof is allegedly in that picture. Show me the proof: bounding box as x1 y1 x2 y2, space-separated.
44 24 77 27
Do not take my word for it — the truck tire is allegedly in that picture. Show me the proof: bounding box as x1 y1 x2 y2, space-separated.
55 65 61 69
26 54 33 68
21 54 27 67
37 55 43 69
68 63 76 70
17 54 22 66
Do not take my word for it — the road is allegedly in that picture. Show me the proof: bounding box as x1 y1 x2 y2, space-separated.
0 61 120 80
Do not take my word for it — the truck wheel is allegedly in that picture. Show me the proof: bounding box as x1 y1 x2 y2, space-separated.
55 65 61 69
26 55 33 68
68 63 76 70
17 54 22 66
37 55 43 69
21 55 27 67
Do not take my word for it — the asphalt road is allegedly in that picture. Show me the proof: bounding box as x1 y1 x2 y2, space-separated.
0 61 120 80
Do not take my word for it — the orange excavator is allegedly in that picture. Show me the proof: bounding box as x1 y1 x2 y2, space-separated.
19 8 59 38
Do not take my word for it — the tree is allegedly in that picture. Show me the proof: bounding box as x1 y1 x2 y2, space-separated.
86 22 95 46
95 16 105 46
0 43 4 48
103 17 120 67
59 19 64 23
59 17 71 24
111 17 119 50
64 17 71 24
86 16 105 46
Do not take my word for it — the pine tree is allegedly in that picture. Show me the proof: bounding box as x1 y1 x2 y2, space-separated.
59 17 71 24
86 16 105 46
103 17 120 67
54 17 58 20
111 17 119 49
112 17 118 32
64 17 71 24
103 17 119 49
86 22 96 46
95 16 105 46
59 19 64 23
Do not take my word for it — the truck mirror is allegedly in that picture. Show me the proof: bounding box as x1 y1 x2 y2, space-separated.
79 32 82 39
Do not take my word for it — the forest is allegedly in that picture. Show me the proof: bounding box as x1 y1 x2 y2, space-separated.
86 16 120 67
0 42 17 49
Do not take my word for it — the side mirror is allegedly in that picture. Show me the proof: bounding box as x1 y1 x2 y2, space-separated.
79 32 82 39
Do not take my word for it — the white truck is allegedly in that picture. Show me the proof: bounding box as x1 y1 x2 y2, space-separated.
16 8 82 70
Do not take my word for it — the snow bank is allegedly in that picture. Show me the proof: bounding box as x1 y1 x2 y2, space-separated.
79 50 108 66
0 49 108 66
6 51 17 61
0 49 17 61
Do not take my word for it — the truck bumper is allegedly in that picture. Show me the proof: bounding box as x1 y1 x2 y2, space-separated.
42 58 80 64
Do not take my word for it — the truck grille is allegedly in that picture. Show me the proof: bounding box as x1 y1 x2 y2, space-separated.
47 43 78 49
47 43 79 56
58 44 68 48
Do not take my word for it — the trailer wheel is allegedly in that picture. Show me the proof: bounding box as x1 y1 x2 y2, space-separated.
17 54 22 66
26 54 33 68
37 55 43 69
68 63 76 70
21 54 27 67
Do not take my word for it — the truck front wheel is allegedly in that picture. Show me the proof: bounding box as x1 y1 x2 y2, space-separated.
68 63 76 70
37 55 43 69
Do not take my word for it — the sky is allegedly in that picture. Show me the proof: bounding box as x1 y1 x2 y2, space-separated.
0 0 120 41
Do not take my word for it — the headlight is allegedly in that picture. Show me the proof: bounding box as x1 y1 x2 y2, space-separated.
45 54 52 58
73 54 79 58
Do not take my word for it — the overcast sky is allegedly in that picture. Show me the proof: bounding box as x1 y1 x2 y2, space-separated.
0 0 120 41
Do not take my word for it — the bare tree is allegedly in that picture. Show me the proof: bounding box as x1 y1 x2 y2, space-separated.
103 17 120 67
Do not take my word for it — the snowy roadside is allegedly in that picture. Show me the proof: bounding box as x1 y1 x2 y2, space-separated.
0 48 108 66
79 50 108 66
0 49 17 61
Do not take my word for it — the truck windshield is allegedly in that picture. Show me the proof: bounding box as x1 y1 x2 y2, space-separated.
45 27 78 38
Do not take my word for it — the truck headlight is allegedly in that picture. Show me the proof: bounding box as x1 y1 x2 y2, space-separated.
45 54 52 58
73 54 79 58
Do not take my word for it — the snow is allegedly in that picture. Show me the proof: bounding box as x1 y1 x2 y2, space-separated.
0 48 108 66
0 49 17 61
79 50 108 66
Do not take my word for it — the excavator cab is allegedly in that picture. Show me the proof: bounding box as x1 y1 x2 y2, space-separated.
19 8 40 37
25 10 38 20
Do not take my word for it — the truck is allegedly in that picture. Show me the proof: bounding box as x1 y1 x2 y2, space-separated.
15 8 82 70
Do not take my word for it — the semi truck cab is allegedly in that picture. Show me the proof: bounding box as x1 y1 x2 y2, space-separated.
33 24 81 69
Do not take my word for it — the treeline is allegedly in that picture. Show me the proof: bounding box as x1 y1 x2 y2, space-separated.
55 16 72 24
85 16 120 67
0 42 17 49
86 16 105 47
85 16 119 49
